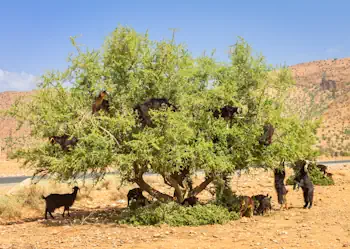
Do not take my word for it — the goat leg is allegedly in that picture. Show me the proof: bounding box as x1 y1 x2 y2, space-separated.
49 211 54 219
67 207 71 217
303 190 308 209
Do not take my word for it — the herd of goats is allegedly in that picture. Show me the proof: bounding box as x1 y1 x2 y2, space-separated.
41 90 332 220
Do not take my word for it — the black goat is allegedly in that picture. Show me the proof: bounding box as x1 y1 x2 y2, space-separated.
212 105 241 121
316 164 328 175
255 195 272 215
294 161 314 209
49 135 78 152
181 196 198 207
258 123 275 146
326 172 333 180
134 98 177 127
42 186 80 219
127 188 148 208
274 165 288 210
92 90 110 114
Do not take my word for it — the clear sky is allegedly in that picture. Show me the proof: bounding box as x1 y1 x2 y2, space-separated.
1 0 350 91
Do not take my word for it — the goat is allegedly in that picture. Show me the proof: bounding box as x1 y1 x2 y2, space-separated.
252 194 272 215
134 98 177 128
127 188 148 208
274 164 288 210
293 161 314 209
255 195 272 215
316 164 328 175
181 196 198 207
212 105 241 121
240 196 255 217
42 186 80 219
258 123 275 146
92 90 110 114
49 135 78 152
326 172 333 180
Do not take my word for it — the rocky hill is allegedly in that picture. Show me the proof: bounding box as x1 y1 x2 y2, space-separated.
0 57 349 157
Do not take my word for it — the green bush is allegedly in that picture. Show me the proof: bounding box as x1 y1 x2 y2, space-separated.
286 163 334 186
118 202 239 226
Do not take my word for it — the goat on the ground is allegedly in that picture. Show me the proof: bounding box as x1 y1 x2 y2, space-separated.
293 160 314 209
316 164 328 175
127 187 148 208
240 196 255 217
42 186 80 219
274 163 288 210
181 196 198 207
255 195 272 215
252 194 272 215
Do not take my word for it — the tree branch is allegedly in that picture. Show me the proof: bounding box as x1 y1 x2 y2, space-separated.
133 163 173 202
190 176 214 196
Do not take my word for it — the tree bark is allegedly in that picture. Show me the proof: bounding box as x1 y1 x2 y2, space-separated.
190 176 214 196
165 175 184 203
133 162 173 202
134 175 173 202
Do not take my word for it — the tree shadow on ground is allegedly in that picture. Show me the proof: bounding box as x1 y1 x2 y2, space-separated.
0 206 126 226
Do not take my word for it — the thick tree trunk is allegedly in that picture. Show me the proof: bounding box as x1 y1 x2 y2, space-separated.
165 175 184 203
133 162 173 202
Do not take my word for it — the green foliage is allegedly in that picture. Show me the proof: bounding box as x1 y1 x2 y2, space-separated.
286 163 334 186
118 202 239 226
5 25 320 200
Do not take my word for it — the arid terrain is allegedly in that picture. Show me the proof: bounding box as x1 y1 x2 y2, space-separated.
0 164 350 249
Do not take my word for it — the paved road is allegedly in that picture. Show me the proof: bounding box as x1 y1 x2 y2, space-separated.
1 160 349 185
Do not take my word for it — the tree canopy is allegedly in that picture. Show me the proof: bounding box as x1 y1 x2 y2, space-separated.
7 26 320 203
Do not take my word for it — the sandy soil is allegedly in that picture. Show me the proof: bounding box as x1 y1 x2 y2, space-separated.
0 158 33 177
0 165 350 249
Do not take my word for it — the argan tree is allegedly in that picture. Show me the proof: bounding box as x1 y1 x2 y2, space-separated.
7 26 319 203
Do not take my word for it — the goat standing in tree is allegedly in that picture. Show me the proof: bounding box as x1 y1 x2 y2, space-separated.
134 98 177 128
49 135 78 152
92 90 110 115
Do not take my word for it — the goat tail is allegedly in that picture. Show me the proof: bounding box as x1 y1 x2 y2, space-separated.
42 195 46 200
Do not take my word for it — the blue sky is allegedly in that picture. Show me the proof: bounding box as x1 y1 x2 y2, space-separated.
1 0 350 91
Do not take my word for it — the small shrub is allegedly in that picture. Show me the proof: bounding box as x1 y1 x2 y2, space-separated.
0 196 22 219
118 202 239 226
14 185 44 210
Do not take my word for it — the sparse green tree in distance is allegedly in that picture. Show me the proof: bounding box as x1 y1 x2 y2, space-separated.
7 26 320 203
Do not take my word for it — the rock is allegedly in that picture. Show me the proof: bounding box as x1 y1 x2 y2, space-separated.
153 233 162 238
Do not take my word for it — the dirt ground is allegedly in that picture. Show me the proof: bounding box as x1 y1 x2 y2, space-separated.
0 164 349 249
